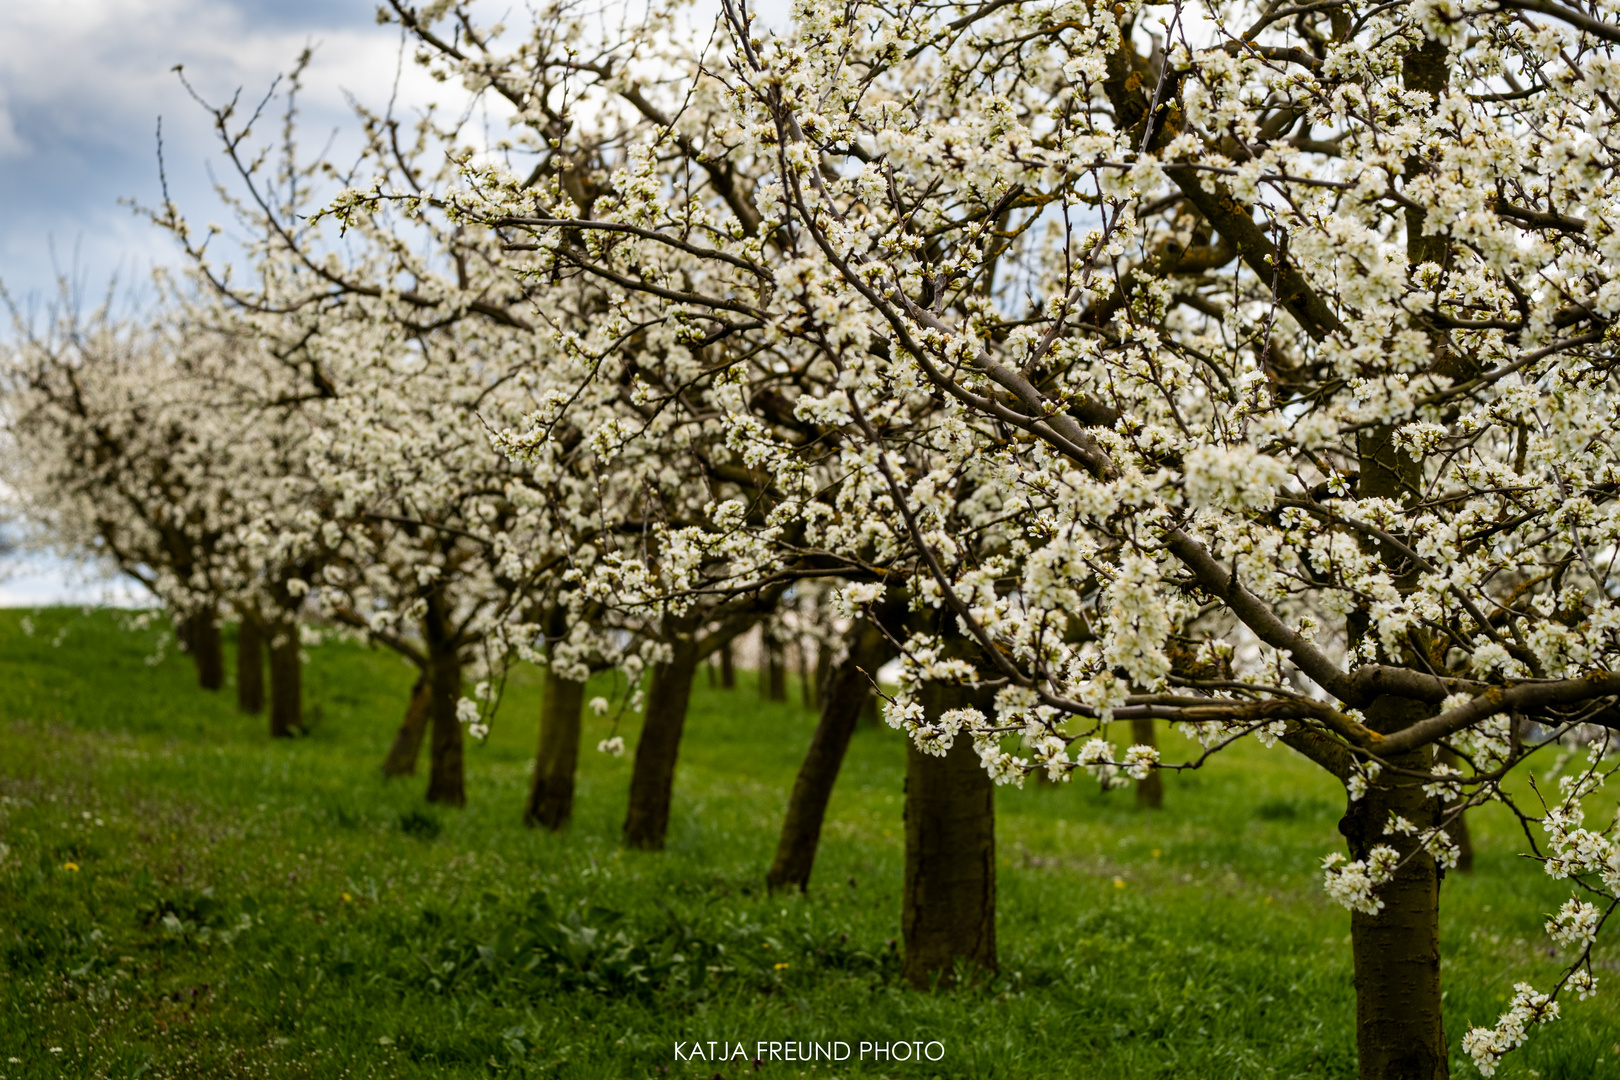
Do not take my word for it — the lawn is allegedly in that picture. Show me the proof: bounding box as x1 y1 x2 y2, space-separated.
0 607 1615 1079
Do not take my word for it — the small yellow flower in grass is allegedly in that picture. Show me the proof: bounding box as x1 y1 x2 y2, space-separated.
342 893 352 903
1113 877 1125 889
1264 896 1273 904
62 862 79 873
774 962 789 971
1151 849 1161 858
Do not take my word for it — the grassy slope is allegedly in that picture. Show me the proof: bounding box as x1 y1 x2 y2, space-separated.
0 607 1615 1079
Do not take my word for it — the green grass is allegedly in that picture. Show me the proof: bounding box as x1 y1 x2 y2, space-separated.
0 607 1616 1079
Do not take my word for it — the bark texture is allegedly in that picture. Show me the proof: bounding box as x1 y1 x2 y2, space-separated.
1130 715 1163 809
526 650 586 830
382 674 431 778
235 614 265 715
267 622 301 738
1341 696 1448 1080
623 630 702 850
767 621 896 892
901 674 997 988
185 610 225 692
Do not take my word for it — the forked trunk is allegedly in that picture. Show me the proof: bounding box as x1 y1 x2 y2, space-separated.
901 674 996 988
1130 716 1163 809
267 621 301 738
1341 695 1447 1080
382 674 431 778
236 614 265 714
186 610 225 692
623 630 701 850
768 621 895 892
526 648 586 830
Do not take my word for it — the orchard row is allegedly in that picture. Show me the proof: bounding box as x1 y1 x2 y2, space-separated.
8 1 1620 1076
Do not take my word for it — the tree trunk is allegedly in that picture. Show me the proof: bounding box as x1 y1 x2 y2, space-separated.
382 674 431 778
1436 745 1473 873
765 638 788 701
797 640 814 710
759 635 771 699
720 640 735 688
267 621 301 738
1320 34 1453 1080
235 614 265 715
185 610 225 692
1130 716 1163 809
423 608 465 807
768 621 895 892
1340 695 1448 1080
623 629 702 850
526 647 586 831
902 675 997 989
813 640 834 710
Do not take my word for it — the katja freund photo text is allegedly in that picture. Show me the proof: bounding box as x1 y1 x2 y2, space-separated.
673 1040 946 1063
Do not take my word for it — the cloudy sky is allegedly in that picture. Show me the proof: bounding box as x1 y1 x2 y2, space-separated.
0 0 775 604
0 0 442 309
0 0 780 313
